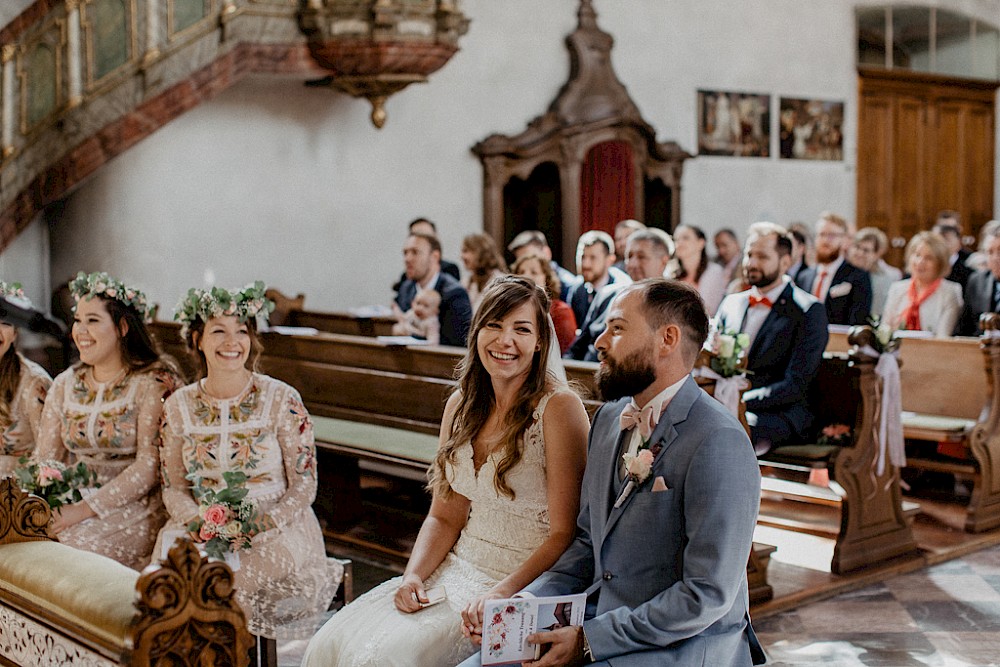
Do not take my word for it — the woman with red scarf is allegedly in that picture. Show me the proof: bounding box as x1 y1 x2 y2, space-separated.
883 231 964 337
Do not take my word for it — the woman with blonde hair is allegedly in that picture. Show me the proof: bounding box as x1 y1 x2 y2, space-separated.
460 233 508 312
883 231 964 337
0 282 51 475
34 271 182 569
302 275 589 667
154 282 340 642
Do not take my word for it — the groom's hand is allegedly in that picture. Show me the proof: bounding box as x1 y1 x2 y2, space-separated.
523 626 586 666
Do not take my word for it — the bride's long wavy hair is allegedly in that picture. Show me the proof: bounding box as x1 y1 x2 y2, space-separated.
430 275 552 500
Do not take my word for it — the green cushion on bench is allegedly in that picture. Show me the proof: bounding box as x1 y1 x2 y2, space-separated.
763 444 839 466
312 416 439 465
0 540 138 647
901 412 975 432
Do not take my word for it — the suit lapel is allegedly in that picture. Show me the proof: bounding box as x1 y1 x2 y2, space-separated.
748 283 793 361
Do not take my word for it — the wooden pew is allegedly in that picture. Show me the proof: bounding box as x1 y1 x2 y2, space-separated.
757 328 919 574
287 309 396 337
0 478 252 666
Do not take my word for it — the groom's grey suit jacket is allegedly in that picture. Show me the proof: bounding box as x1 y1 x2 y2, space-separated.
524 376 763 666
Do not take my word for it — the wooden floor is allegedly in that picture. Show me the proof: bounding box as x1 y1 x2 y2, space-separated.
321 470 1000 620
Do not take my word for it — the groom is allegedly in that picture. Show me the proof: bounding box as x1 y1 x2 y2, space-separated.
460 279 764 666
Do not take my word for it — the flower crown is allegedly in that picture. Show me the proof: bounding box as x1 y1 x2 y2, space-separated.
174 281 275 339
68 272 151 323
0 281 25 301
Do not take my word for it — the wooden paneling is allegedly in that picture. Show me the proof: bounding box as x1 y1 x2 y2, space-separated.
857 69 998 267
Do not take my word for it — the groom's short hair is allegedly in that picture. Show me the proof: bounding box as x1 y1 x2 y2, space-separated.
631 279 709 366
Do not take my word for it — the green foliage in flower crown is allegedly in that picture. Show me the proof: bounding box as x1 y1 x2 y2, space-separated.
174 281 275 339
68 271 151 322
0 281 25 300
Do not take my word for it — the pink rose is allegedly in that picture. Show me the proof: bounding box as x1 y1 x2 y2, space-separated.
202 504 229 526
625 449 655 481
199 523 217 541
38 466 63 487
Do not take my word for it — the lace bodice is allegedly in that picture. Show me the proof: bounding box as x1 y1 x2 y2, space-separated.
0 357 50 468
444 390 558 580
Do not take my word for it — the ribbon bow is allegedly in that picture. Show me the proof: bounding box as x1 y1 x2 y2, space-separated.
748 295 773 308
620 402 656 440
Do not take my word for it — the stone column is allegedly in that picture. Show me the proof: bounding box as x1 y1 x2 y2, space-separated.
1 44 15 158
66 0 82 107
143 0 160 67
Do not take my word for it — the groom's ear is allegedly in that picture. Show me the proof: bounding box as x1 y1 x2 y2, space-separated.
657 323 682 358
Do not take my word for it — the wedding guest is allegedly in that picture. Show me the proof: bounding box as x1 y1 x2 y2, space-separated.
458 279 764 666
958 222 1000 336
391 287 441 344
884 232 964 338
786 226 810 283
796 212 872 325
513 254 577 354
507 230 578 301
460 233 507 313
302 275 589 667
154 282 341 641
848 227 895 317
565 230 630 325
713 228 742 282
0 282 51 476
672 224 728 314
933 220 973 289
34 272 182 570
612 219 645 273
395 232 472 347
391 218 461 295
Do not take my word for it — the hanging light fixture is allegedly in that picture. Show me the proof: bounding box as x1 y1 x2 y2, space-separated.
299 0 470 128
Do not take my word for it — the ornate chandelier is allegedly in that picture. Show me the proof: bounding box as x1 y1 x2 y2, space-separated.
299 0 470 128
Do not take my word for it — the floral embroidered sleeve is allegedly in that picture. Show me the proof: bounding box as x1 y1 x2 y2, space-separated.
86 369 180 518
159 395 200 524
23 371 52 446
266 385 318 531
32 371 71 465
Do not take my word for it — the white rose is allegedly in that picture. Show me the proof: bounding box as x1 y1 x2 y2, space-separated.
718 334 735 359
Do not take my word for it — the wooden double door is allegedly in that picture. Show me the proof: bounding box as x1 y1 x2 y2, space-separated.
857 68 998 267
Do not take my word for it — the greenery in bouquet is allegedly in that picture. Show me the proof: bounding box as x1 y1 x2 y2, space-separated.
187 471 265 560
817 423 852 446
705 321 751 378
867 315 901 354
14 457 99 510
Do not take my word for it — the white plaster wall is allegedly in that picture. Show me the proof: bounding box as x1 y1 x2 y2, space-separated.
44 0 1000 312
0 213 49 309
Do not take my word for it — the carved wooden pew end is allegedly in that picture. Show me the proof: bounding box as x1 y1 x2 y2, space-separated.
0 479 253 666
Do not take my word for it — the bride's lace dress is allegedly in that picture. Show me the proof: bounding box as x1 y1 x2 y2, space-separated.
301 390 562 667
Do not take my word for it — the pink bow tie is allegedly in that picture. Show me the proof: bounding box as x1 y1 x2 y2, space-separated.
620 402 656 440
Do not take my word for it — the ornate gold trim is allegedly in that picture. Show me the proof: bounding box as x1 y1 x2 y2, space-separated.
0 45 15 64
80 0 140 94
167 0 217 42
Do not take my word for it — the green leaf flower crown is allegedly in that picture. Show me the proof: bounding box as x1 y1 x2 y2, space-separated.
0 281 26 301
174 281 275 340
68 271 151 323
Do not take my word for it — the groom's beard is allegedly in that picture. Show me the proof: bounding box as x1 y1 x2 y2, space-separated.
595 348 657 401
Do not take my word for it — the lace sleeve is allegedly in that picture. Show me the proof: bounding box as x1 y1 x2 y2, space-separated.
159 395 200 523
33 371 71 465
23 371 51 446
86 369 179 518
267 383 318 530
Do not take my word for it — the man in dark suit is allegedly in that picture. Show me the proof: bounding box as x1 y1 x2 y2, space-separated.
565 230 631 325
958 222 1000 336
795 212 872 325
507 230 579 301
460 280 763 666
394 232 472 347
718 222 828 455
785 226 810 284
933 220 973 289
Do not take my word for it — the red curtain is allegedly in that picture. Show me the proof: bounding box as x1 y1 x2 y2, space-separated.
579 141 636 236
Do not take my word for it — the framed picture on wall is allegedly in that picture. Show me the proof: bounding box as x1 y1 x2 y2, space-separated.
697 90 771 157
779 98 844 160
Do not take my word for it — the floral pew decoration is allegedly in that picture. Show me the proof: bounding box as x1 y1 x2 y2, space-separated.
851 318 904 477
694 320 751 423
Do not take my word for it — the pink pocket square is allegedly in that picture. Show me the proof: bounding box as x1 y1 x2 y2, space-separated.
651 476 668 492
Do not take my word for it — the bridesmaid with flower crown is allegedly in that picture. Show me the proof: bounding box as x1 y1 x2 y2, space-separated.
33 271 183 569
152 282 340 642
0 281 52 475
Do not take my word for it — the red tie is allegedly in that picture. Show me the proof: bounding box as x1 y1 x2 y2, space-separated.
813 270 828 298
748 295 772 308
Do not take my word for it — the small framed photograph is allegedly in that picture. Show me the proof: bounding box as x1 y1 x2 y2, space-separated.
697 90 771 157
779 97 844 160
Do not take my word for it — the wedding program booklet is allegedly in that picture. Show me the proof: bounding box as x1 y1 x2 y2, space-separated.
481 593 586 665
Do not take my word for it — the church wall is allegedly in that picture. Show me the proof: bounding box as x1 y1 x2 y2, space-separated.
38 0 1000 313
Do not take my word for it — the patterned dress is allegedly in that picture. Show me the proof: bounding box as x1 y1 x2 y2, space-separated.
0 357 51 476
34 363 181 570
154 373 341 639
301 389 566 667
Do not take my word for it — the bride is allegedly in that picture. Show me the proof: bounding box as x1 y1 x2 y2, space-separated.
301 275 590 666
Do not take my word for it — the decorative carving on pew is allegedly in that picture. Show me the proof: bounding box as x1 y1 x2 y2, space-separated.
126 539 253 667
0 606 115 667
0 478 53 545
967 313 1000 531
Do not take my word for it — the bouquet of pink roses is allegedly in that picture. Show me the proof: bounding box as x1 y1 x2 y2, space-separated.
187 471 264 561
14 457 99 510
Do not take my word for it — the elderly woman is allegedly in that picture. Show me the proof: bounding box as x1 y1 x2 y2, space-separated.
883 231 964 337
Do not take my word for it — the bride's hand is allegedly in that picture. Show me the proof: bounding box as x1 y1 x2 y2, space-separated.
460 593 494 645
394 574 427 613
